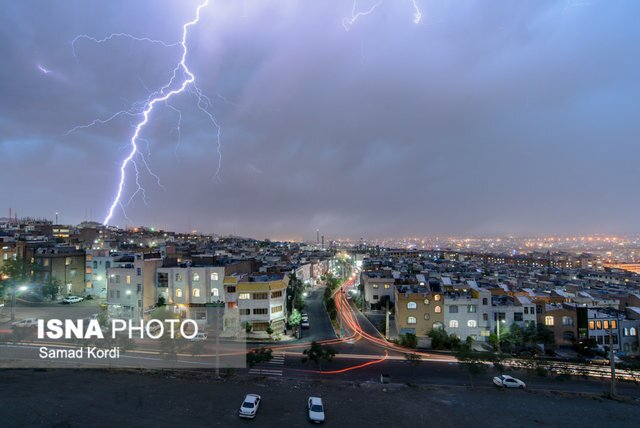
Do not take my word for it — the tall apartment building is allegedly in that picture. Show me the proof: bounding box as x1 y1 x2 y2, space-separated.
442 282 492 342
223 273 288 336
85 249 116 298
156 265 226 328
33 246 86 295
107 253 162 321
394 281 444 343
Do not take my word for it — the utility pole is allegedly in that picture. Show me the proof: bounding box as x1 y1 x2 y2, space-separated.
385 299 390 340
609 320 617 397
215 304 221 378
10 284 16 321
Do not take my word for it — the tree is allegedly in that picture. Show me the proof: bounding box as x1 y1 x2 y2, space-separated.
0 257 32 298
289 308 302 327
398 333 418 349
247 347 273 368
302 341 336 371
287 273 305 313
42 278 61 301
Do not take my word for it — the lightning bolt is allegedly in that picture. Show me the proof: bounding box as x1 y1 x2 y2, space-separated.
37 64 52 74
69 0 219 225
343 0 422 31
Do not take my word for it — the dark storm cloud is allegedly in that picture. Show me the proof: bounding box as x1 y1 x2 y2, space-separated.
1 0 639 239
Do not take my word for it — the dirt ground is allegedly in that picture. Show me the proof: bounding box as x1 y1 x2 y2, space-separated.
1 369 639 427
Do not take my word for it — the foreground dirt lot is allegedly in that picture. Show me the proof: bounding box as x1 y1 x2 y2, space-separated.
1 370 639 427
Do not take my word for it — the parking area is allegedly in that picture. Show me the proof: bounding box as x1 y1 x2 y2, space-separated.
1 370 639 427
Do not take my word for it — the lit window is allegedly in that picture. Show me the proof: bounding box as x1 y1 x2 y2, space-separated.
434 295 441 301
596 320 602 329
211 272 219 281
126 275 131 285
175 289 183 298
433 322 443 330
468 320 477 328
238 293 250 300
372 284 379 289
424 299 429 305
449 320 459 328
193 288 200 297
407 316 417 324
630 327 637 336
193 273 200 282
211 288 219 297
603 320 609 330
589 321 595 330
545 316 554 326
468 305 476 313
434 305 441 313
407 302 417 309
384 284 390 289
611 320 617 329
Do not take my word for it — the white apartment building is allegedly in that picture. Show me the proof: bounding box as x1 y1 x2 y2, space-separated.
156 265 226 328
85 249 117 298
442 282 492 342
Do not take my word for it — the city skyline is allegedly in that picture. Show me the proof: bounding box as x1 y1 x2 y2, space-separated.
2 0 640 238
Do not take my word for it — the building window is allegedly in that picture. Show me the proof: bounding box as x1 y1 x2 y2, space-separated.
175 273 183 282
468 320 477 328
272 290 283 298
424 313 430 320
211 288 220 298
514 313 523 322
193 288 200 297
227 286 236 293
562 316 573 326
373 295 379 300
116 290 120 298
407 316 417 324
211 272 219 281
483 313 488 321
136 268 141 276
407 302 417 309
372 284 379 289
384 284 390 289
271 305 283 314
65 257 72 266
253 292 268 300
126 275 131 285
467 305 476 313
193 273 200 282
239 309 250 315
434 294 441 302
482 298 488 305
449 320 459 328
611 320 617 329
524 307 529 314
432 322 443 330
623 328 629 336
596 320 602 329
449 305 458 313
175 289 183 298
424 299 429 305
589 321 595 330
238 293 250 300
545 316 554 326
93 261 98 269
630 327 637 336
253 308 268 315
434 305 441 313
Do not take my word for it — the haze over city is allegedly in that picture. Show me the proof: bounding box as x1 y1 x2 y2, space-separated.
1 0 639 239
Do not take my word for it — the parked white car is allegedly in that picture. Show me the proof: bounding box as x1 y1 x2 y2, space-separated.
493 375 526 389
308 396 325 423
238 394 261 419
189 332 207 341
12 318 38 328
63 295 84 304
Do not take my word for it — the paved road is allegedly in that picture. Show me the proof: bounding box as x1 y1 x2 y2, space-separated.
2 369 639 428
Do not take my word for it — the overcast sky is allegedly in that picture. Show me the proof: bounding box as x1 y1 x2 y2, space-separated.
1 0 639 240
